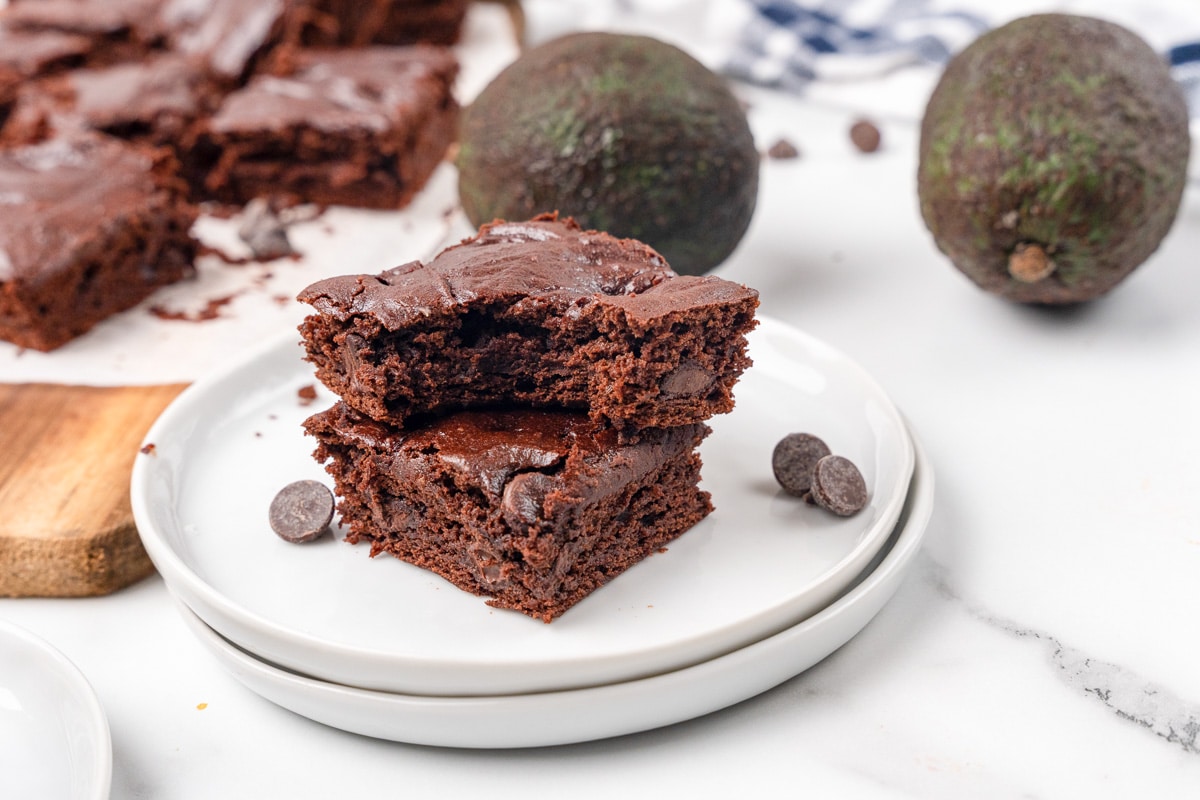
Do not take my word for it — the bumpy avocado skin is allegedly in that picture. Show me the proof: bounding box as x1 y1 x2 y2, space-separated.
917 14 1191 304
456 32 759 276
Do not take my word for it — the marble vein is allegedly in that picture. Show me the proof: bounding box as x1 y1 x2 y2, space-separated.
922 555 1200 756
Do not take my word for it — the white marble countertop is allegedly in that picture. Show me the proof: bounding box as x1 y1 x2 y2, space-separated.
4 1 1200 797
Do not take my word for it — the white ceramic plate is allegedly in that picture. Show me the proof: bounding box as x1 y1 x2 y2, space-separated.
0 620 112 800
177 428 932 749
132 315 914 696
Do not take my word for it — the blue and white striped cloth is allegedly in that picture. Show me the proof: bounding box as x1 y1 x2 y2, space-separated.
724 0 1200 116
522 0 1200 118
724 1 988 89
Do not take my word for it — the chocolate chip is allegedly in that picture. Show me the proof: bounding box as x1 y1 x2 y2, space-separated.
772 433 831 497
809 455 868 516
849 119 881 153
660 360 714 397
269 480 335 543
501 472 554 529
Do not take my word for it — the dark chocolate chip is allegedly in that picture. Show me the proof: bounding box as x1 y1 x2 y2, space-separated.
501 472 554 529
772 433 831 497
810 455 868 516
849 119 882 153
660 360 714 397
269 480 335 543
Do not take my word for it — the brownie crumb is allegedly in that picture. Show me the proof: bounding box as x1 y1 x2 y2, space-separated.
766 138 800 159
139 443 156 455
149 294 237 322
297 384 318 405
237 197 298 261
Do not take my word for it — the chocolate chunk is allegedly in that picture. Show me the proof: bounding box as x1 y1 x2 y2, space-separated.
809 455 868 516
772 433 830 497
269 480 334 543
237 197 296 260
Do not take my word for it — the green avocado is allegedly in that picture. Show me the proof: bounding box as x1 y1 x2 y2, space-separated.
917 14 1191 304
456 32 759 276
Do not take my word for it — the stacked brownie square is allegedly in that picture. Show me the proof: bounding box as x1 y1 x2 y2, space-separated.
0 0 466 350
298 214 760 622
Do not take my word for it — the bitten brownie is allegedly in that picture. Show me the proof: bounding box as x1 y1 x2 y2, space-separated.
306 403 713 622
191 45 458 209
0 132 199 351
298 214 760 432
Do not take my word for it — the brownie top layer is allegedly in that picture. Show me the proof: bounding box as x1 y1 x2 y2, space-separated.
311 403 704 511
0 133 177 283
298 214 758 330
157 0 293 79
2 0 163 39
0 27 92 75
205 45 458 136
58 52 215 129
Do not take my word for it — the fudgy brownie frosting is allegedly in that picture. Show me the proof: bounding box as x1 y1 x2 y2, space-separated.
306 403 713 622
0 132 198 351
298 214 759 431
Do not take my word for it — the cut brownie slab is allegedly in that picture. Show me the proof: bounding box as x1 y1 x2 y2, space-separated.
1 52 223 148
2 0 166 65
0 27 93 128
298 214 760 432
306 403 712 622
0 132 199 351
192 45 458 209
155 0 301 83
0 26 92 77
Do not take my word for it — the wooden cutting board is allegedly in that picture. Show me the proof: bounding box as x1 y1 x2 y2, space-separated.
0 383 187 597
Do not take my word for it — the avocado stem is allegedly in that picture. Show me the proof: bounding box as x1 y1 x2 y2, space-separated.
1008 243 1056 283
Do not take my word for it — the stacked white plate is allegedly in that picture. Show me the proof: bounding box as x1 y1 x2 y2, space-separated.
131 316 934 748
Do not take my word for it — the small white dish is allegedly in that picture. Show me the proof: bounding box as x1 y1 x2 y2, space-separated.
133 315 914 696
0 620 112 800
177 428 932 749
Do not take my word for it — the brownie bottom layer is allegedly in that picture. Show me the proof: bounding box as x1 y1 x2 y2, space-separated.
339 449 710 622
309 405 713 622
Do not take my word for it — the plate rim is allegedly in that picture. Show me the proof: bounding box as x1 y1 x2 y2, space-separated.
131 314 914 695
